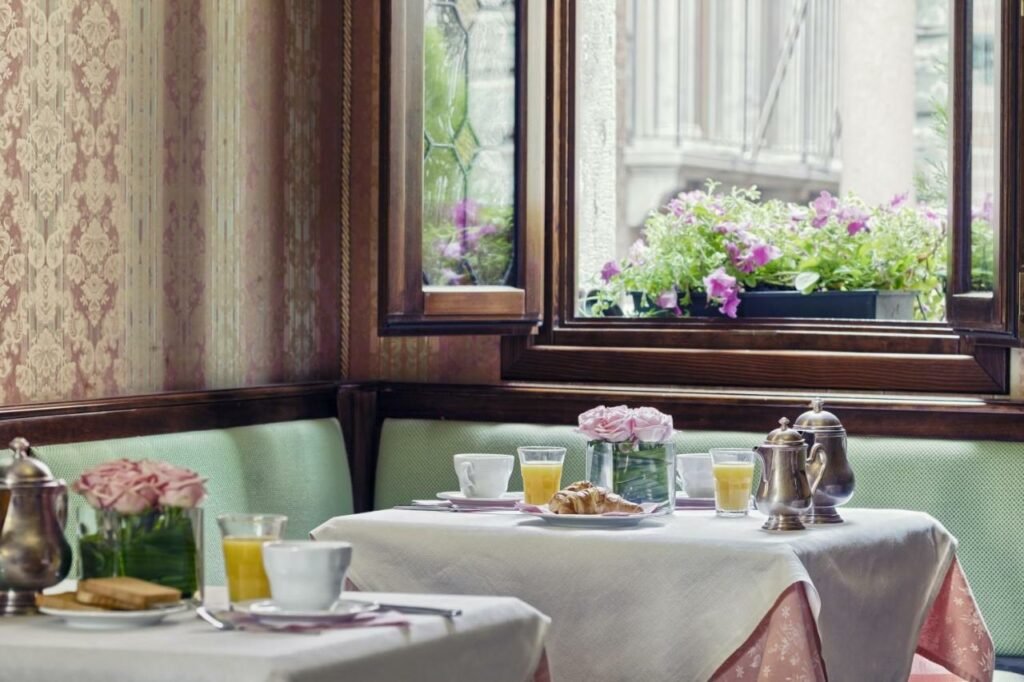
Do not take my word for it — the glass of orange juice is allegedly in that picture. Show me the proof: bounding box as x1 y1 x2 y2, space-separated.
217 513 287 603
517 446 566 505
710 449 755 517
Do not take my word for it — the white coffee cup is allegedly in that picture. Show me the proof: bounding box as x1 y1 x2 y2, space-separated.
262 540 352 611
453 453 514 498
676 453 714 498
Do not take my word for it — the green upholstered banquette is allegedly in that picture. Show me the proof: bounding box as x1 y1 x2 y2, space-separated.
29 418 352 587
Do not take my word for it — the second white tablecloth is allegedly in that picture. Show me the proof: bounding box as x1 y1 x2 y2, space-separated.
312 507 956 682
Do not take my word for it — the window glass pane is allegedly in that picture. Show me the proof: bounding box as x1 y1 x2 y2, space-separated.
970 0 997 292
576 0 954 322
422 0 517 287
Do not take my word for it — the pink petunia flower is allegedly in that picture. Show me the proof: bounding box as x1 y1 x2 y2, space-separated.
600 260 621 283
656 289 678 309
811 191 838 228
703 268 737 299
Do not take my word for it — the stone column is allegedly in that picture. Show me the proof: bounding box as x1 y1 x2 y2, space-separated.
838 0 916 204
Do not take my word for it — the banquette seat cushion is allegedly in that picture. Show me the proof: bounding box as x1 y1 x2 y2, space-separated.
31 418 353 586
376 417 1024 659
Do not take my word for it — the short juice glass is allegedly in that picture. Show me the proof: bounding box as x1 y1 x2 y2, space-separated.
217 513 288 603
710 449 755 517
517 446 566 505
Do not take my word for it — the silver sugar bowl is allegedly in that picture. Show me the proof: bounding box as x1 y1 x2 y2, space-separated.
794 398 854 524
0 438 72 614
754 418 827 532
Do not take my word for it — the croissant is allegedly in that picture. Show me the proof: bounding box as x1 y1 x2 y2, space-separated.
548 482 644 515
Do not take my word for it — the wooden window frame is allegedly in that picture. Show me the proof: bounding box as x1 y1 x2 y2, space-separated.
501 0 1023 395
378 0 546 335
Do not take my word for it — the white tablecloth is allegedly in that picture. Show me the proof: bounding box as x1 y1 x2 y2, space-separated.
312 508 956 682
0 588 549 682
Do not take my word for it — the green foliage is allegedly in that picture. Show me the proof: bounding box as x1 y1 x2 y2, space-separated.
421 24 514 286
587 182 949 320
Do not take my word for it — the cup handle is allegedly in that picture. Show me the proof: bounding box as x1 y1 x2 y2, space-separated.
753 449 767 485
458 461 475 496
807 443 828 495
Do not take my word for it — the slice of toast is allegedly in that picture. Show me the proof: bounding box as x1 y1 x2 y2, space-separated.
75 587 138 611
36 591 107 612
78 577 182 610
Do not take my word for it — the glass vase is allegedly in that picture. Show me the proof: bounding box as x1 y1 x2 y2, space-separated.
586 440 675 514
79 506 203 600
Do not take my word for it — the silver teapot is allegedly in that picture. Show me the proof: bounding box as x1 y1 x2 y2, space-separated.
754 418 827 531
0 438 72 614
794 398 854 524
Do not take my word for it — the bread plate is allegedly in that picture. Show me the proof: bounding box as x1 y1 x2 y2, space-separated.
39 601 189 630
516 506 653 528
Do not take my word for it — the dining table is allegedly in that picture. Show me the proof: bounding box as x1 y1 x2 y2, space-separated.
0 586 550 682
312 506 993 682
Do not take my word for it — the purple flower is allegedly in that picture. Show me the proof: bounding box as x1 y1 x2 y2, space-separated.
790 208 808 223
837 206 869 236
749 242 781 267
920 205 943 228
441 268 462 285
441 241 463 259
720 290 741 318
656 289 678 309
715 222 739 235
451 199 479 228
600 260 621 283
465 223 499 251
627 239 649 266
703 268 737 300
972 193 993 224
811 191 838 228
889 192 909 210
667 198 686 217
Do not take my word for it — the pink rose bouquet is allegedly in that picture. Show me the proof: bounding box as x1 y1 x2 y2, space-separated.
73 459 207 514
578 405 677 513
76 459 206 597
577 405 674 443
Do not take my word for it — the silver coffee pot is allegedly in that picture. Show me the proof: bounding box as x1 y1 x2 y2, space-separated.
754 418 827 531
0 438 72 614
794 398 854 524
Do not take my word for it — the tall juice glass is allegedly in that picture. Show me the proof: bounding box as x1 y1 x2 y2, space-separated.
517 446 566 505
710 449 755 517
217 513 287 603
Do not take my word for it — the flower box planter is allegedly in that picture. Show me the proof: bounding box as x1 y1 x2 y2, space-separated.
626 290 916 320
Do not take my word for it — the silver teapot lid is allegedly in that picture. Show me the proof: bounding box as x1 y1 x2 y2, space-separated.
762 418 806 447
794 398 846 434
5 438 57 487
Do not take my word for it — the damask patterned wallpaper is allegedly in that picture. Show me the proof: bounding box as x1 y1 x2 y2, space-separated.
0 0 339 404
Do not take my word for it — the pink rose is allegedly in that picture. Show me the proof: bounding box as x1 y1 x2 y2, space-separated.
631 407 674 443
158 468 207 508
577 405 634 442
74 459 207 512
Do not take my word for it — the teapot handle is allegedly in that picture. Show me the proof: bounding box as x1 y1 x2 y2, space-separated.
56 488 68 529
807 443 828 495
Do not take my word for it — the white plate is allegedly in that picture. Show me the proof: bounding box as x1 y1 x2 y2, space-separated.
519 510 652 528
234 598 380 623
39 602 189 630
436 491 524 507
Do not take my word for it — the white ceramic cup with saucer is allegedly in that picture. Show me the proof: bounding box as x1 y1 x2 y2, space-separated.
262 540 353 611
453 453 514 498
676 453 714 498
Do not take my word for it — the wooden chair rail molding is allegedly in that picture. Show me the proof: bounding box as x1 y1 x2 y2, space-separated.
0 382 342 448
368 382 1024 441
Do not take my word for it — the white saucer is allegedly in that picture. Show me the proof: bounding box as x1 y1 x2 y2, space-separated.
436 491 524 507
234 598 380 623
39 602 189 630
518 510 651 528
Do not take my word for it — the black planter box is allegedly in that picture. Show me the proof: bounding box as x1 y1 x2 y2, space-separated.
627 290 915 320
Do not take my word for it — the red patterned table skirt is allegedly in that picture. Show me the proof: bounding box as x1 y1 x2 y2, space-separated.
711 556 993 682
